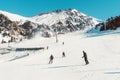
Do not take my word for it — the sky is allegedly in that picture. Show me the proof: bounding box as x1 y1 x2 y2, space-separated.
0 0 120 19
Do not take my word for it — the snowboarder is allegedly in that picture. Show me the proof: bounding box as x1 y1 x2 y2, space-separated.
49 54 54 64
82 50 89 65
62 51 66 57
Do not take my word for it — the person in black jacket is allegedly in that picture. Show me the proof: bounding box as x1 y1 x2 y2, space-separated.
49 54 54 64
62 52 66 57
62 42 64 45
46 46 49 50
82 51 89 65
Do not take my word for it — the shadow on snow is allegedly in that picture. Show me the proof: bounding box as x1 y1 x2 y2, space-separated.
45 64 85 69
104 72 120 74
85 30 120 38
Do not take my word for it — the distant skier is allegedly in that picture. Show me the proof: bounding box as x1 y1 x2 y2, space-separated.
82 50 89 65
62 51 66 57
27 53 29 56
46 46 49 50
49 54 54 64
62 42 64 45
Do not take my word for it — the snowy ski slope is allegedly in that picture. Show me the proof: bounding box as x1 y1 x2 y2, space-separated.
0 31 120 80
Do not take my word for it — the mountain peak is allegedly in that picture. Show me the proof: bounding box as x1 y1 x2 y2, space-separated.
32 9 99 28
0 9 99 43
0 10 27 21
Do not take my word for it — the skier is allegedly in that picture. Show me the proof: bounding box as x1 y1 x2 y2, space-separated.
62 51 66 57
62 42 64 45
82 50 89 65
48 54 54 64
46 46 49 50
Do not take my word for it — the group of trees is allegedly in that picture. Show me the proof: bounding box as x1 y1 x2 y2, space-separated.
96 16 120 31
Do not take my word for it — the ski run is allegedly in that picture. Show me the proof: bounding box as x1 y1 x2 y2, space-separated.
0 31 120 80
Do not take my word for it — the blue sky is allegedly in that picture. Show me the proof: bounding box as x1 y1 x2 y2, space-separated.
0 0 120 19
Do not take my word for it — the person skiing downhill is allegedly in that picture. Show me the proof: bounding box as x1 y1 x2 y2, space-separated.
82 50 89 65
62 51 66 57
46 46 49 50
62 42 64 45
49 54 54 64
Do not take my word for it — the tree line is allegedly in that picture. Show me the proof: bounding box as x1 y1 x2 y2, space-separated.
96 16 120 31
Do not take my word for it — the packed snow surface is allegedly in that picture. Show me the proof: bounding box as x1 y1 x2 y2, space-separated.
0 31 120 80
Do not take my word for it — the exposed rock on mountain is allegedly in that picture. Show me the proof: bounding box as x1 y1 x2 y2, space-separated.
0 9 99 43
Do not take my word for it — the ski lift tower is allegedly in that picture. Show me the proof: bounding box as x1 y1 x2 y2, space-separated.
55 29 58 43
104 19 106 30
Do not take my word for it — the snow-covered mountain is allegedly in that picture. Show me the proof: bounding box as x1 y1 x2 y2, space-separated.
31 9 99 32
0 9 99 43
0 10 27 22
32 9 98 25
0 10 39 43
0 13 26 43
